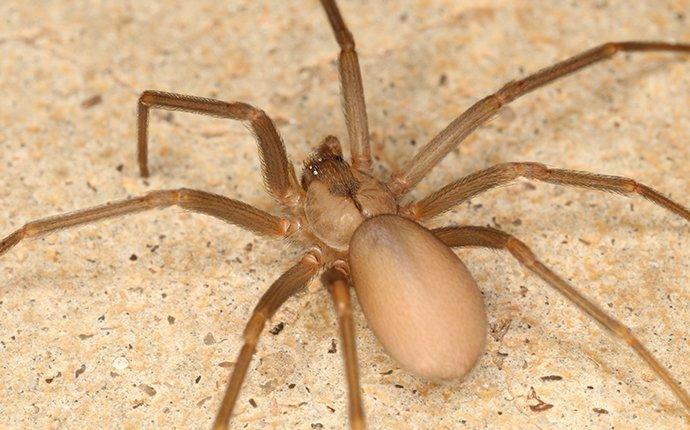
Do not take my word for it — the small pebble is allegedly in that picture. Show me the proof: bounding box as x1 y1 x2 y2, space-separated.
269 322 285 335
112 357 129 370
75 364 86 378
203 333 216 345
138 383 157 396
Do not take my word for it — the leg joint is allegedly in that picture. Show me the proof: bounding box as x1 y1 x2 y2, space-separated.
626 179 641 194
494 81 525 105
244 105 266 123
340 39 356 52
279 218 302 237
145 189 182 206
511 162 549 179
337 29 356 51
243 312 267 345
608 321 637 347
506 236 538 268
0 228 26 255
387 175 410 196
601 42 620 57
302 247 324 268
398 202 421 221
138 90 157 106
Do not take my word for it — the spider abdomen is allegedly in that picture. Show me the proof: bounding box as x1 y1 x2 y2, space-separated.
349 215 487 380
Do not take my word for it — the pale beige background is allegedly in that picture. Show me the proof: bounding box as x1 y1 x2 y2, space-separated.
1 1 689 429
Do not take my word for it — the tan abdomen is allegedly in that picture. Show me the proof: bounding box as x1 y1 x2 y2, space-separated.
349 215 487 380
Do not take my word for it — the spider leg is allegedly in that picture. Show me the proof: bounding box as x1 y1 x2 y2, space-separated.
387 41 690 196
320 0 372 173
323 266 366 430
433 225 690 412
137 91 302 207
213 250 321 430
0 188 297 258
404 162 690 223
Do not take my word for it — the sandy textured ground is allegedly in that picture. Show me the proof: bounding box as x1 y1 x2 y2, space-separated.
1 1 689 429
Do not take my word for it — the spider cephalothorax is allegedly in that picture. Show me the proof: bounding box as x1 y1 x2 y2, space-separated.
301 136 396 252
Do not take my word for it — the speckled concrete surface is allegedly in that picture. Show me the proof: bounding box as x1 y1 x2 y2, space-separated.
1 1 689 429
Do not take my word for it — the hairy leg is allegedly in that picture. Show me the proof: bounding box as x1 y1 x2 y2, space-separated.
1 188 297 258
388 42 690 195
137 91 302 206
212 250 321 430
323 265 365 430
433 225 690 411
405 162 690 222
320 0 372 172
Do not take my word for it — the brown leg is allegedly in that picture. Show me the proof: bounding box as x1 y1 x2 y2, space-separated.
212 250 321 430
137 90 302 206
405 162 690 222
433 225 690 412
388 41 690 195
0 188 297 258
320 0 372 172
322 266 366 430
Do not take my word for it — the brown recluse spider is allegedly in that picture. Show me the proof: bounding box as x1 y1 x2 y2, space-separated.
2 1 689 428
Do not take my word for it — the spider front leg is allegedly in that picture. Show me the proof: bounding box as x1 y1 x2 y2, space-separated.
433 226 690 412
213 250 321 430
320 0 372 172
0 188 297 258
405 162 690 223
137 91 303 207
388 41 690 195
322 266 366 430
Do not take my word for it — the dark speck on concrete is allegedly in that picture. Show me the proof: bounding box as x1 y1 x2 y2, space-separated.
81 94 102 108
75 364 86 378
203 333 216 345
269 322 285 335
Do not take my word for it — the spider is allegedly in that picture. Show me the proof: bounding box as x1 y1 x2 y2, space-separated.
1 1 689 428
